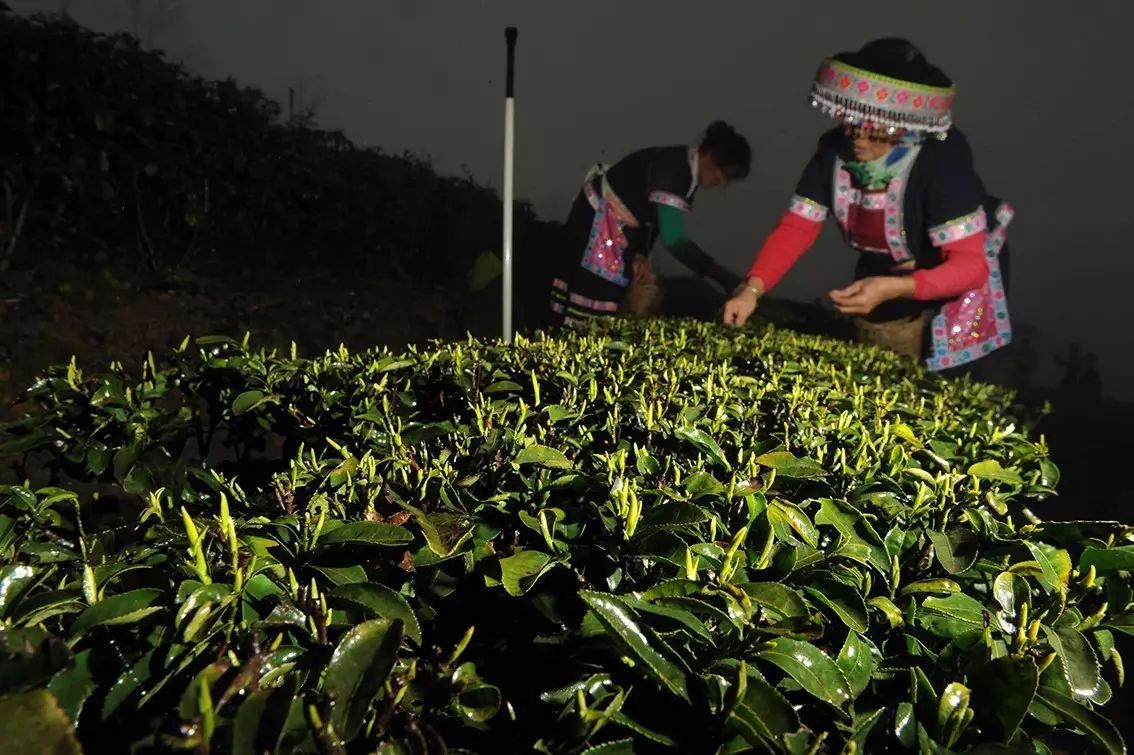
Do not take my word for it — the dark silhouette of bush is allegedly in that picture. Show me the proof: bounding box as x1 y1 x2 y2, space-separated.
0 11 556 282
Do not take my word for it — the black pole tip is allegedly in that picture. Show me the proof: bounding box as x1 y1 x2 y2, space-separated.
505 27 517 44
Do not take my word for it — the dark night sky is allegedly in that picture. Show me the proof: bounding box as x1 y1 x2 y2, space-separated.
19 0 1134 399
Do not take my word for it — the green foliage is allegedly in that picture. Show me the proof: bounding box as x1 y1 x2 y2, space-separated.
0 318 1130 753
0 13 558 277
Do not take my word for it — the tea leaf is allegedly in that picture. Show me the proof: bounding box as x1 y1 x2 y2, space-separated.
329 583 422 644
318 521 413 548
804 579 868 633
927 529 979 575
323 619 404 740
836 631 877 699
1025 542 1072 594
1043 624 1104 703
739 582 808 619
756 451 826 479
232 390 269 416
675 427 730 471
498 551 554 597
1079 546 1134 576
756 638 851 708
968 460 1023 486
969 656 1039 742
580 591 689 702
68 588 165 638
1033 688 1125 755
514 445 573 470
767 501 819 548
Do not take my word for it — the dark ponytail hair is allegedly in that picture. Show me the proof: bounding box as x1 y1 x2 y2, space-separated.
834 37 952 88
699 121 751 182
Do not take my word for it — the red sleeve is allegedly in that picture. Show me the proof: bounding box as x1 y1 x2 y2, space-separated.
911 232 989 301
745 211 823 292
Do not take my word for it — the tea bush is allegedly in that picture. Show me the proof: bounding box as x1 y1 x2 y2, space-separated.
1 319 1131 754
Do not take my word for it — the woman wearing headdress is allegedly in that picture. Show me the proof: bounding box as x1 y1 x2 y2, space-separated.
723 39 1013 377
551 121 751 326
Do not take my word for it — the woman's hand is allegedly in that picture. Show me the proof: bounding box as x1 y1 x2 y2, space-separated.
828 276 915 316
723 279 763 326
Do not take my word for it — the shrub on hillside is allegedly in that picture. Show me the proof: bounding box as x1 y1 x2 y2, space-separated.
0 12 559 279
0 319 1131 753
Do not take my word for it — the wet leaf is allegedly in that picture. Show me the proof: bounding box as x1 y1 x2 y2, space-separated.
836 631 877 699
68 588 165 638
619 596 714 644
580 591 689 702
756 637 850 708
992 572 1031 634
323 618 404 740
804 579 868 633
675 426 730 470
580 739 634 755
1033 687 1125 755
1043 624 1104 702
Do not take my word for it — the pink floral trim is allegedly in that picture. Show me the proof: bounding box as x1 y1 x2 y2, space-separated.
860 191 887 210
649 191 691 212
571 294 618 312
811 58 955 135
881 174 913 263
789 194 829 222
833 164 853 231
928 209 987 247
550 278 620 318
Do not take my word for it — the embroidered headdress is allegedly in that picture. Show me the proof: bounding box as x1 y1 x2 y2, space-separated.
809 38 955 139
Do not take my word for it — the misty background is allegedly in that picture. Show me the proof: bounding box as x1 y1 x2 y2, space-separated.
14 0 1134 399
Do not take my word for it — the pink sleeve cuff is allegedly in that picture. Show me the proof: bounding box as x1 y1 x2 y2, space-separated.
912 232 989 301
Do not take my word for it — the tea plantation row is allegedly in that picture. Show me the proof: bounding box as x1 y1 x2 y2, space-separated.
0 319 1130 754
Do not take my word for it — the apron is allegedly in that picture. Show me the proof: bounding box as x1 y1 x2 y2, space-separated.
578 164 639 288
925 203 1015 371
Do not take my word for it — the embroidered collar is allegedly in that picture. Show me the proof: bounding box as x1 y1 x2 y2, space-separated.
843 142 920 190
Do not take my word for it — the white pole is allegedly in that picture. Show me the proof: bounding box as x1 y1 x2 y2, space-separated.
502 27 517 344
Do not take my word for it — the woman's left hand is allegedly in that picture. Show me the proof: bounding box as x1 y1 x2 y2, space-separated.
828 276 915 316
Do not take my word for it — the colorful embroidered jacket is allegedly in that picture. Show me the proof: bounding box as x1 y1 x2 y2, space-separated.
601 145 699 236
747 128 1013 370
